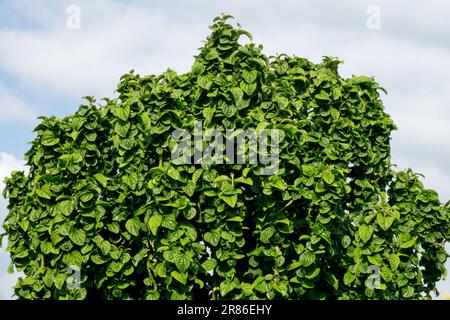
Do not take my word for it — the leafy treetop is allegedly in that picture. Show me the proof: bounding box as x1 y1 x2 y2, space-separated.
2 14 449 300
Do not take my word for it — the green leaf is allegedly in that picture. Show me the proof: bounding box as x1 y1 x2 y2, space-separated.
148 214 162 236
194 277 204 289
162 213 177 230
241 282 253 294
204 230 221 247
154 262 166 277
203 107 215 125
240 81 257 96
388 253 400 271
174 254 190 273
54 273 67 290
376 214 394 231
91 254 109 265
330 107 340 120
184 207 197 220
56 200 74 216
227 216 243 222
400 236 417 249
94 173 108 188
14 248 28 258
140 112 151 130
242 69 258 83
0 233 5 248
41 131 60 146
69 229 86 246
219 194 237 208
299 251 316 267
343 272 356 286
99 240 111 256
367 254 383 266
114 121 130 138
325 273 339 290
269 175 287 191
119 138 134 150
322 171 334 184
342 235 351 248
274 281 289 296
358 225 373 243
36 184 53 199
18 220 29 232
229 87 244 103
183 224 197 241
108 260 123 274
252 277 267 293
125 218 141 237
132 248 149 266
167 166 181 181
380 266 394 282
260 226 275 243
222 104 237 118
205 48 219 60
220 280 235 297
67 250 83 268
108 222 120 234
43 270 54 287
302 165 317 177
192 169 203 185
171 270 187 285
402 286 414 298
175 196 189 210
234 176 253 185
350 75 374 86
114 105 130 121
198 75 213 90
315 90 330 101
202 259 217 272
163 250 176 263
418 189 439 203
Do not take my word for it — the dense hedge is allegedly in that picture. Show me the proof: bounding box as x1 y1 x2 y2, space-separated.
2 15 449 300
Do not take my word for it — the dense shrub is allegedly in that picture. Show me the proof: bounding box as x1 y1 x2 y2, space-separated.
2 15 449 300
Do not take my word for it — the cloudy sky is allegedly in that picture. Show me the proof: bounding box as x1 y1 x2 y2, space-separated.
0 0 449 299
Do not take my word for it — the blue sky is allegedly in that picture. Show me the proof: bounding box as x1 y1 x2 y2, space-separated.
0 0 449 299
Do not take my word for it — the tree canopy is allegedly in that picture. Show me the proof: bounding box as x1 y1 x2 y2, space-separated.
2 14 449 300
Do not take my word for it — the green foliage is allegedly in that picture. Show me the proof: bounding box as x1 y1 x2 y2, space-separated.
2 14 449 300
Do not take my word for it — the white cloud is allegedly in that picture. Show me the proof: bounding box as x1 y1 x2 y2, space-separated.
1 0 450 102
0 84 37 122
0 1 207 99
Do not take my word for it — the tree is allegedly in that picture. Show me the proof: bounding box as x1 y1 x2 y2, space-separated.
2 14 449 300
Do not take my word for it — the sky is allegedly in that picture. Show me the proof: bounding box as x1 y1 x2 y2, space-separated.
0 0 449 299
